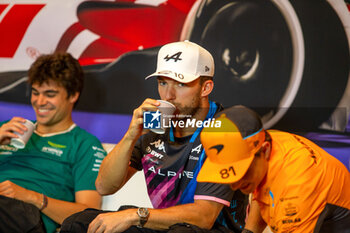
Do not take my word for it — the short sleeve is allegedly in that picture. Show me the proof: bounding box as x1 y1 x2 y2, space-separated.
194 182 234 206
72 136 107 192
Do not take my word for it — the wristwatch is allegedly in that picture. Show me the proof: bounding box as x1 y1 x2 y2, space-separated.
137 207 149 228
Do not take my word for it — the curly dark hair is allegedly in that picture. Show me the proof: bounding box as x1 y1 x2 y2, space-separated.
27 52 84 98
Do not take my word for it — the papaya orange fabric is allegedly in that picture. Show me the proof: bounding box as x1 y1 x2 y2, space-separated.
253 130 350 233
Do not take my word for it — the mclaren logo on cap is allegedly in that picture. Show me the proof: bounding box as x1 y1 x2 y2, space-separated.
205 66 210 72
164 52 182 62
209 144 224 154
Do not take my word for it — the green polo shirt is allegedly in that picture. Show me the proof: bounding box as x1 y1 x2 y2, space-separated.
0 122 106 233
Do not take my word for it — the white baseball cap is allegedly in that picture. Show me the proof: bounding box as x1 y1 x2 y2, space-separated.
145 41 214 83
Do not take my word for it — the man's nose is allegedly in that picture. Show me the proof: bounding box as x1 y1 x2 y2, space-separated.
36 94 47 106
164 86 175 101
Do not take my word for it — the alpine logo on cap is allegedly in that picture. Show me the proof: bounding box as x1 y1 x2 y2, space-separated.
209 144 224 154
164 52 182 62
205 66 210 72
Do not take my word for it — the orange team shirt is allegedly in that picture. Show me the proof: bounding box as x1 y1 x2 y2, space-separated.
253 130 350 233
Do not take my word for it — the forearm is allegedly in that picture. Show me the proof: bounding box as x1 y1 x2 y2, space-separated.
25 190 101 224
145 201 222 230
41 196 99 224
244 200 267 233
101 202 220 231
89 198 223 232
96 99 159 195
147 206 211 230
95 135 137 195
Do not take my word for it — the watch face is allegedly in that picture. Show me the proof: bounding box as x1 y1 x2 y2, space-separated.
138 207 149 218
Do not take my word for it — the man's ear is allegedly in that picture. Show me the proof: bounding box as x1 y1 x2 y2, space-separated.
69 92 80 104
201 80 214 97
261 141 271 160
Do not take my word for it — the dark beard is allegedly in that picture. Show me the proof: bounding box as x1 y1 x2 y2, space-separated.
173 98 201 120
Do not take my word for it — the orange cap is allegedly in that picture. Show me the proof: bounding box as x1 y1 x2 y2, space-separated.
197 105 265 184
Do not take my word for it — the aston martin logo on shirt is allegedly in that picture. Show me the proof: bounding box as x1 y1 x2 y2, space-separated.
42 146 63 157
